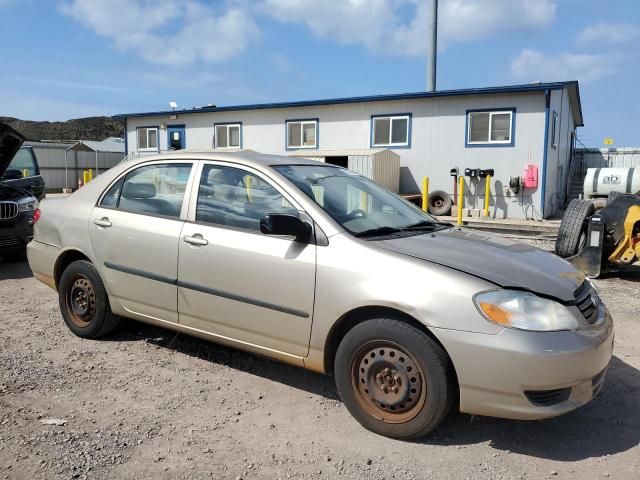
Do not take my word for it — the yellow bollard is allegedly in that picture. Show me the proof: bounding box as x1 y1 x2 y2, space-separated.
457 176 464 226
22 169 29 178
88 169 94 182
360 190 369 213
421 176 429 212
83 170 90 185
483 175 491 217
246 176 253 202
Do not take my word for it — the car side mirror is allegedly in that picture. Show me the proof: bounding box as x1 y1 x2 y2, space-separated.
260 214 312 242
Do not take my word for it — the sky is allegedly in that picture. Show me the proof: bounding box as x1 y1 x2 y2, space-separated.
0 0 638 147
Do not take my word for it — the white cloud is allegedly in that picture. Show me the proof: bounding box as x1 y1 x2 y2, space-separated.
578 23 640 44
510 49 620 83
59 0 259 66
260 0 557 56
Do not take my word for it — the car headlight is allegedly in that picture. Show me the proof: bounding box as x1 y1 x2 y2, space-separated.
16 197 39 212
473 290 580 332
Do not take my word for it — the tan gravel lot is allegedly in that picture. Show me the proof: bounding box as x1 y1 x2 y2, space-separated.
0 240 639 480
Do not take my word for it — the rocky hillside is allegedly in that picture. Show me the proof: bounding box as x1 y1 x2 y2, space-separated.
0 116 124 142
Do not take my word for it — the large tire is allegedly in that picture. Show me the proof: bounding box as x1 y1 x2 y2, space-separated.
58 260 120 338
555 199 594 258
428 190 452 216
334 318 455 439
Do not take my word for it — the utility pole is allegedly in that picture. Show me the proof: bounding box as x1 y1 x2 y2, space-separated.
427 0 438 92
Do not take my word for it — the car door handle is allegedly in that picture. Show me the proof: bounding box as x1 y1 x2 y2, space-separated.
183 234 208 246
93 217 112 228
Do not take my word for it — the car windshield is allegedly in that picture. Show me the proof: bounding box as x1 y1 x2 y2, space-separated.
273 164 450 237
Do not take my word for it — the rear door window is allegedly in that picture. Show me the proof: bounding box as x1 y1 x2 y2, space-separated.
100 163 192 218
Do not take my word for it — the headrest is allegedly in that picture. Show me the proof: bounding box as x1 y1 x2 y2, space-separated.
122 182 156 199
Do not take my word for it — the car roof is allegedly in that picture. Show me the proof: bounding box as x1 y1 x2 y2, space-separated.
128 150 328 170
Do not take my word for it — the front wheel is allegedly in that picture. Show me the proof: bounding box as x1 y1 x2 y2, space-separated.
334 318 455 439
58 260 120 338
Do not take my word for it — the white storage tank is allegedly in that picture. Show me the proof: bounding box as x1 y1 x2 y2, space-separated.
583 167 640 198
288 148 400 192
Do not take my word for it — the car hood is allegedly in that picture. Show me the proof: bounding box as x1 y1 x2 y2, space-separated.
375 227 585 303
0 123 25 176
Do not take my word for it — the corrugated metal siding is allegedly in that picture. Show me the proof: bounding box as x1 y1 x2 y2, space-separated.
26 143 125 191
576 148 640 170
126 90 557 219
371 150 400 192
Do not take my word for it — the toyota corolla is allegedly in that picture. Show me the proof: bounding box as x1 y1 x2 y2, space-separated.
27 151 614 439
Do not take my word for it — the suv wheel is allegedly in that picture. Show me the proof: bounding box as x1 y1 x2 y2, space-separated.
334 318 455 439
58 260 120 338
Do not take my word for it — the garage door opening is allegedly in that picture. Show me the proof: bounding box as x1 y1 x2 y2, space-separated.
324 156 348 168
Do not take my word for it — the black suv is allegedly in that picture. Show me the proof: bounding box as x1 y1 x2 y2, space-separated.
0 123 44 261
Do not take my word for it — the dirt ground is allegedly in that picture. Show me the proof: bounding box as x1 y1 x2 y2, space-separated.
1 240 639 480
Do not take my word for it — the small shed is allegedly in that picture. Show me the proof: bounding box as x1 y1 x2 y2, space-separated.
64 139 125 189
288 148 400 192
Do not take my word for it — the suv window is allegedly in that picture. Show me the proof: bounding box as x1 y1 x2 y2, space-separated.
101 163 192 218
7 148 37 177
196 164 296 232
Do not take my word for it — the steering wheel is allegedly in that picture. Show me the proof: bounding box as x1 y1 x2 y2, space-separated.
346 208 367 220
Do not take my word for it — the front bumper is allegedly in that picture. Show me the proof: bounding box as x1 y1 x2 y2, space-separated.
0 211 35 250
432 311 614 420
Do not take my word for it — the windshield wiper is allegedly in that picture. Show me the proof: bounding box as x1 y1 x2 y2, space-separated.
403 220 453 230
354 226 404 238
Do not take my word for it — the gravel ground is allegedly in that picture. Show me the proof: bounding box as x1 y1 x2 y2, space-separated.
1 241 639 480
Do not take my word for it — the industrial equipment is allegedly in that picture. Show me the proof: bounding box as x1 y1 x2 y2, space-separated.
556 193 640 277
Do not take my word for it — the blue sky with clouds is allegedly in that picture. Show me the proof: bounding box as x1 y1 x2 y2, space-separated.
1 0 638 147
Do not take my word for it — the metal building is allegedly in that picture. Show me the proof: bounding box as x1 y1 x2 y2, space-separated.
115 81 583 219
25 139 125 191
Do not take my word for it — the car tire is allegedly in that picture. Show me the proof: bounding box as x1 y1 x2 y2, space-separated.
58 260 120 338
334 318 455 439
555 199 595 258
428 190 453 216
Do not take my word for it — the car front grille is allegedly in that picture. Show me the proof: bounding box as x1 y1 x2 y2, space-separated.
574 281 599 324
0 202 18 220
0 236 23 248
524 387 572 407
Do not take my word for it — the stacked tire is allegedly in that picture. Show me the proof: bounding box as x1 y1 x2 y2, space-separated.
555 199 594 258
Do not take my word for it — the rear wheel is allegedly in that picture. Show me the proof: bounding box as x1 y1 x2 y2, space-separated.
58 260 120 338
334 318 455 439
428 190 452 216
555 199 594 258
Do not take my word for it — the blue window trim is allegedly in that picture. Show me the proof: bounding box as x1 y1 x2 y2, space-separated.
136 125 160 152
370 113 412 149
285 118 319 151
465 108 516 148
166 124 186 150
550 111 558 150
213 121 243 149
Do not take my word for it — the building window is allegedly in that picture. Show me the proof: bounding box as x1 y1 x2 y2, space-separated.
466 110 515 147
137 127 158 152
286 120 318 149
551 111 558 149
371 114 411 148
215 123 242 149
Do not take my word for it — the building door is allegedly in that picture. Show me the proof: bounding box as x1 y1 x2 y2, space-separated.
167 125 186 150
